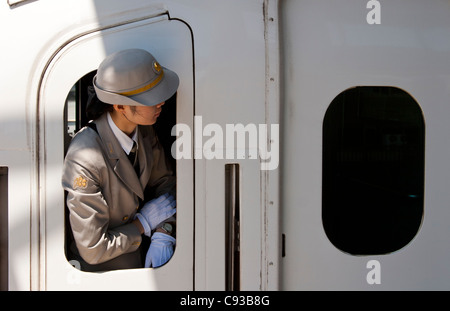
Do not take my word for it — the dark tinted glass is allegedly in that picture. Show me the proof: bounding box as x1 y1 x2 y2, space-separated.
322 87 424 255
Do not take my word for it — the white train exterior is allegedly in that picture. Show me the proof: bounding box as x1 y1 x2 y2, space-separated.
1 0 450 290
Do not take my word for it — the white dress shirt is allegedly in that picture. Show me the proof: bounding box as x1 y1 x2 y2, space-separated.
107 112 138 155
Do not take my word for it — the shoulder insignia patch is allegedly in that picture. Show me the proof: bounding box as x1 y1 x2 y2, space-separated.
73 176 88 189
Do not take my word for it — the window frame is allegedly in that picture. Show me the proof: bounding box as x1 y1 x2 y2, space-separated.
40 15 194 290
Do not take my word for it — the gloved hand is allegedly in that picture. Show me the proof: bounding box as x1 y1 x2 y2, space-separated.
145 232 176 268
135 193 176 236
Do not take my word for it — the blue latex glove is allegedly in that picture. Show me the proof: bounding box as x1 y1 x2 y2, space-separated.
145 232 176 268
135 193 176 236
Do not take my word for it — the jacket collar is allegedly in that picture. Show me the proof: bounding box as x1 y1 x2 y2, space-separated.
94 113 153 200
106 112 138 155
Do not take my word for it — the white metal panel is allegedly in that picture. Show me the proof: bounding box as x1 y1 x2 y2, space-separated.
281 0 450 290
0 2 38 289
187 0 268 290
5 158 33 290
40 15 194 290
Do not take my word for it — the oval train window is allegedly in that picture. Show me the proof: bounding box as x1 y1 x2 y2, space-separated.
322 86 425 255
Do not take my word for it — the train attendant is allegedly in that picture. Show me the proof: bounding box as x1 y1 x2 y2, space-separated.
62 49 178 271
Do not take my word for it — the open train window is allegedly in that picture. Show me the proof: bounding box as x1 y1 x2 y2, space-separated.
63 71 177 268
322 86 425 255
64 71 176 169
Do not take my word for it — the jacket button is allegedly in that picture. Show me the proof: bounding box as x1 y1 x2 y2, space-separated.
122 215 129 221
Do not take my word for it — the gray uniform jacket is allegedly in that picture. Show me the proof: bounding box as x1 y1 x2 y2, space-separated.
62 113 175 272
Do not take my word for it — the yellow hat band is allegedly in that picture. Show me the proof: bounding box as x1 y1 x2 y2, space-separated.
118 71 164 96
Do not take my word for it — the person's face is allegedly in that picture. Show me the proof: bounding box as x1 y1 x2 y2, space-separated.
124 102 165 126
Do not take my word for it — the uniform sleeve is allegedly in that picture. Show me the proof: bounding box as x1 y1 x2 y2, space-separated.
62 139 142 265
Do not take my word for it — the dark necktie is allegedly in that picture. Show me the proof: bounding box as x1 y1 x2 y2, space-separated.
128 141 140 176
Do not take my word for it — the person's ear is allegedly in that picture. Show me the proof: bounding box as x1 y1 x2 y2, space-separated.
113 104 126 113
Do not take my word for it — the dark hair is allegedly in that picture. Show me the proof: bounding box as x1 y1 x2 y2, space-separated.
85 86 113 120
